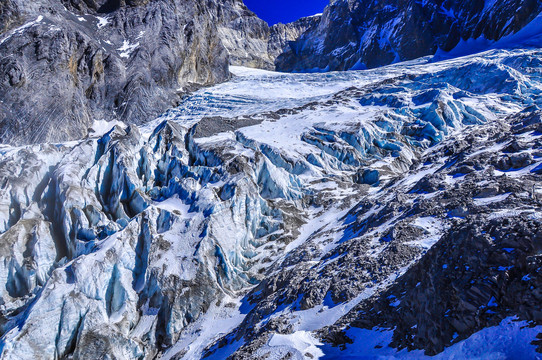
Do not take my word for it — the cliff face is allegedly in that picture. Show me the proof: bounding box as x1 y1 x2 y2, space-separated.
0 0 282 146
218 13 321 70
268 15 321 64
276 0 542 72
217 3 273 69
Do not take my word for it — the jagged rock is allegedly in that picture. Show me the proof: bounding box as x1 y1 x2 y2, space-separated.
0 0 319 146
277 0 542 72
0 0 292 146
218 13 320 70
218 9 272 69
267 15 320 63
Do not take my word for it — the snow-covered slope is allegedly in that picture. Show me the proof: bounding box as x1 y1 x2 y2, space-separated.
0 47 542 359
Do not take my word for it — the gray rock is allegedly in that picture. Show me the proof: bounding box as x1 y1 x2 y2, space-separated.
0 0 288 146
268 15 320 64
219 13 321 70
277 0 542 72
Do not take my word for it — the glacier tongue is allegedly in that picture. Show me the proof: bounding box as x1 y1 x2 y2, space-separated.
0 48 542 359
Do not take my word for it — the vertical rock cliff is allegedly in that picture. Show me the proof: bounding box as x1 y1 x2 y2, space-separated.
0 0 286 146
276 0 542 72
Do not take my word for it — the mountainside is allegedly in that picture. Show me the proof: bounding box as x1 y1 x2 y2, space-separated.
267 15 321 64
219 13 320 70
276 0 542 72
0 46 541 358
0 0 309 147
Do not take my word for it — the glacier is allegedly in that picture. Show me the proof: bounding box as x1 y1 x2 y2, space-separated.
0 47 541 359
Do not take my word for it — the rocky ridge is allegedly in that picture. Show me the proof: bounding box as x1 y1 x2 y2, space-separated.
0 0 313 147
276 0 542 72
219 12 320 70
267 15 321 66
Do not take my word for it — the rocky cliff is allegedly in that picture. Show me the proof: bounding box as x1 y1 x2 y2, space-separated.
267 15 321 65
276 0 542 72
218 13 321 70
0 0 301 146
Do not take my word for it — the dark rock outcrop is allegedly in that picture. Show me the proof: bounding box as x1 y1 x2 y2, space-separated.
267 15 320 64
317 109 542 357
277 0 542 72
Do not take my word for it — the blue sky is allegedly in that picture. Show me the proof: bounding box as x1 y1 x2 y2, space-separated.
243 0 328 25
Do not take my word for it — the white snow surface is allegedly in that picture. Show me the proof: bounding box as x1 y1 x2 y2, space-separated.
320 317 542 360
117 40 140 58
96 16 109 28
88 119 127 137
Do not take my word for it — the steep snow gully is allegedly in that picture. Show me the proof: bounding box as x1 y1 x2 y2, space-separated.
1 47 542 359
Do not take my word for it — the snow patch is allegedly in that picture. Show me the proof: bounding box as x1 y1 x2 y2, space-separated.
88 119 126 137
473 193 511 206
117 40 140 58
96 16 109 29
268 331 324 359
